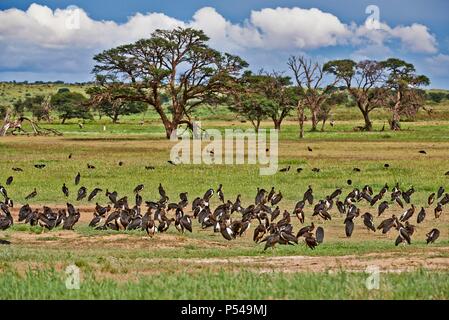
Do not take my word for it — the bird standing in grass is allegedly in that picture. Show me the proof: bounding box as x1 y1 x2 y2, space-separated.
303 186 313 205
437 186 445 199
63 203 80 230
428 193 435 206
0 186 8 198
362 212 376 232
0 208 13 230
417 207 426 224
77 187 87 201
426 229 440 244
395 224 411 246
255 188 266 205
315 227 324 244
25 188 37 200
271 192 283 206
62 184 69 197
304 232 318 250
74 172 81 186
217 184 224 203
6 176 13 186
134 184 144 194
88 188 102 202
434 203 443 218
377 215 397 234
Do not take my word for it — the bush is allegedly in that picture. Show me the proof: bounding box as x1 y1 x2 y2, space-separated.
0 105 7 118
14 95 48 120
427 92 446 104
57 88 70 94
51 92 92 124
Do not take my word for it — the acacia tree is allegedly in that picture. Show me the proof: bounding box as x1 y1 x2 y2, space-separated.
229 94 272 131
228 72 271 131
90 27 247 138
324 59 386 131
262 73 297 130
287 56 337 135
382 58 430 130
317 90 349 131
51 91 92 124
228 71 296 131
88 89 147 123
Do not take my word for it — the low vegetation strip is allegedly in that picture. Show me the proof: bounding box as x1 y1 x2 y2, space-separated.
0 269 448 299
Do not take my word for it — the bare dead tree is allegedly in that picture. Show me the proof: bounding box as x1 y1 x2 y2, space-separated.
0 109 61 137
288 56 337 137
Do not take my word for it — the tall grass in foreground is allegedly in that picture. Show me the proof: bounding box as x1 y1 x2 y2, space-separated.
0 269 448 299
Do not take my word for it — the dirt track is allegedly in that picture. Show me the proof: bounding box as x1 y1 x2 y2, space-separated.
4 205 449 275
173 249 449 273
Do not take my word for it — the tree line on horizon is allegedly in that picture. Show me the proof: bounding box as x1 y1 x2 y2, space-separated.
1 27 447 138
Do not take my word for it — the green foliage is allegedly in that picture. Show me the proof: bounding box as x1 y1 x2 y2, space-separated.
427 91 446 103
95 99 147 123
57 88 71 94
229 94 273 130
229 71 297 130
90 27 248 137
51 91 92 123
0 104 7 118
14 95 48 120
323 59 356 80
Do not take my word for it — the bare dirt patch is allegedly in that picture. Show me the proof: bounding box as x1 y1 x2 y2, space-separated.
169 248 449 273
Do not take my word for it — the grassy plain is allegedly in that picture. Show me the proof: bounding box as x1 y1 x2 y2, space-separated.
0 83 448 299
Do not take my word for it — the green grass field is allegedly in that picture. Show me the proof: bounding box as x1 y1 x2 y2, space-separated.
1 83 449 299
1 268 448 299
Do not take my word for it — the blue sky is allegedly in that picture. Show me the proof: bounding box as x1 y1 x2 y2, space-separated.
1 0 448 88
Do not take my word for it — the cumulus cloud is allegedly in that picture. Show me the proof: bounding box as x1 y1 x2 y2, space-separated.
248 7 350 49
0 3 441 81
389 24 438 53
352 22 438 54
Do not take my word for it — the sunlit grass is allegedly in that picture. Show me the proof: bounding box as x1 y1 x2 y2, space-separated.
0 268 448 299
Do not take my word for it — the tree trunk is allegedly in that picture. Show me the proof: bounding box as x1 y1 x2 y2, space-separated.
321 118 327 132
362 110 372 131
153 101 176 139
164 121 176 139
390 100 401 131
273 119 282 131
311 109 318 131
297 104 304 139
61 117 66 124
0 111 11 136
113 113 119 124
390 112 401 131
255 119 261 132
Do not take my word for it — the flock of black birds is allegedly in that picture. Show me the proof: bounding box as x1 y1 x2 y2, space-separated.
0 162 447 250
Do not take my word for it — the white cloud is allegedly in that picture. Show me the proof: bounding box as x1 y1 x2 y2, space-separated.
0 3 441 80
389 24 438 53
248 7 350 49
352 22 437 54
